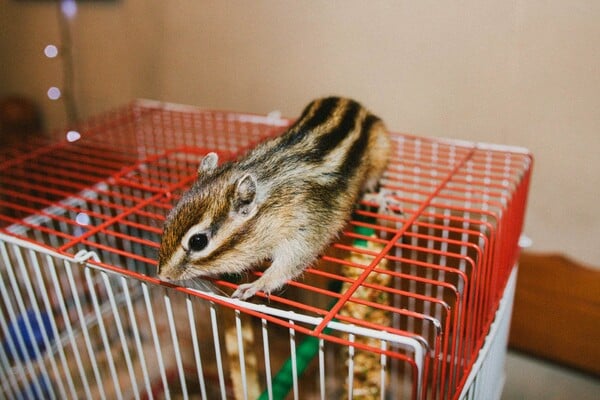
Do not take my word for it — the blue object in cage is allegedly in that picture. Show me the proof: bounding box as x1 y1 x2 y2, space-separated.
2 309 54 362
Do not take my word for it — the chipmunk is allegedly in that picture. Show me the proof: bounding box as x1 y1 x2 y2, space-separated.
157 97 391 300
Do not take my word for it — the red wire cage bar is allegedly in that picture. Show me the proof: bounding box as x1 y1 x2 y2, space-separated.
0 100 532 400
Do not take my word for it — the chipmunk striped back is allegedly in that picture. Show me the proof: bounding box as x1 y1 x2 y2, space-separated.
158 97 391 299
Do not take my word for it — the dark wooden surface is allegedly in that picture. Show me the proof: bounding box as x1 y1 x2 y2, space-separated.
509 251 600 376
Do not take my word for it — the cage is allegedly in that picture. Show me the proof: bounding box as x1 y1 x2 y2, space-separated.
0 99 532 400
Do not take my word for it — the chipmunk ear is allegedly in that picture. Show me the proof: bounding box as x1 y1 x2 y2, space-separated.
233 174 257 215
198 152 218 176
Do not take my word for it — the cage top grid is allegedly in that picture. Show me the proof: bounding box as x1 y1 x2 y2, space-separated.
0 99 532 396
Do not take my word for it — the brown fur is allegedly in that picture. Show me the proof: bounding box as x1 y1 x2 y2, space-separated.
157 97 391 299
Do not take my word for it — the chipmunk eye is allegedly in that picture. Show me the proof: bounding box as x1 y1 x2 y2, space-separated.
188 233 209 252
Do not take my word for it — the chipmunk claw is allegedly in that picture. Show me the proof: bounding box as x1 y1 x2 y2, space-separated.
231 283 260 300
363 191 403 216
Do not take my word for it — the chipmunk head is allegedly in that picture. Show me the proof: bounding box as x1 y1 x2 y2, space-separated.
157 152 259 282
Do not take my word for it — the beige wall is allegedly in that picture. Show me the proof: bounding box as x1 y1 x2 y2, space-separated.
1 1 599 266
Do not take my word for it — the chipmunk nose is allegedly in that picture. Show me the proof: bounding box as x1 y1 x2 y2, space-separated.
156 263 170 281
156 259 182 283
157 270 174 283
156 253 173 280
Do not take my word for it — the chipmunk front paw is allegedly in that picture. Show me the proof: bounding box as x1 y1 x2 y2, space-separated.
231 282 262 300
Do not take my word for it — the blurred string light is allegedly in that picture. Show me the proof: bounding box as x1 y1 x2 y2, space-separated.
45 0 79 124
61 0 78 19
44 44 58 58
47 87 61 100
75 212 90 226
66 130 81 142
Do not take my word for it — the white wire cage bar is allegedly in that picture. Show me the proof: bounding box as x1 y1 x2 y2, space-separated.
0 100 532 400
